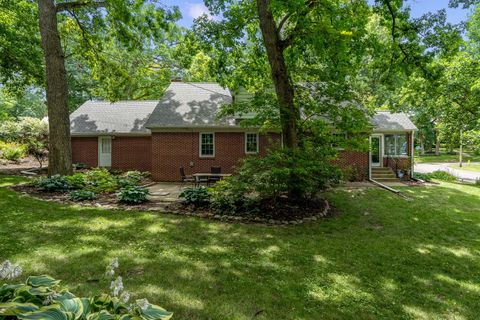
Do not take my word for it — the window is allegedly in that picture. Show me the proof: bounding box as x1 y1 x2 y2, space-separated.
200 133 215 157
245 133 259 154
101 138 111 153
384 134 408 156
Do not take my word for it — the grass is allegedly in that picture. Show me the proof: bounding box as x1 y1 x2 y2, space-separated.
415 152 480 163
2 175 480 319
449 163 480 172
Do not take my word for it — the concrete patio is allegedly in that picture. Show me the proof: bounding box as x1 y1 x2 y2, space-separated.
147 182 187 202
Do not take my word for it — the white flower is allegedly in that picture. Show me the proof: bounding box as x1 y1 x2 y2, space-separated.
137 298 150 311
0 260 22 280
110 276 124 297
111 258 119 269
43 291 58 305
120 291 130 303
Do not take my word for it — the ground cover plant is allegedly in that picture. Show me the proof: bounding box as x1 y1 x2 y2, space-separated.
0 258 173 320
2 175 480 319
413 171 457 182
29 169 151 204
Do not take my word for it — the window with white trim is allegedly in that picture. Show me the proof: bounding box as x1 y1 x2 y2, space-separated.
384 134 407 156
200 133 215 157
245 133 259 154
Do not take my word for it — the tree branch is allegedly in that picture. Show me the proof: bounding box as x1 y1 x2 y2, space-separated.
56 1 107 13
278 0 317 50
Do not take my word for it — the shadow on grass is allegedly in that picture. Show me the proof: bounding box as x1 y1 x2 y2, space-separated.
1 176 480 319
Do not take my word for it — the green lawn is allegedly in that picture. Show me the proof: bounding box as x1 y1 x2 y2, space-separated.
449 163 480 172
2 175 480 319
415 152 480 163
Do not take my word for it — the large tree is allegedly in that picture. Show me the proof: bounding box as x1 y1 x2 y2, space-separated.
15 0 179 175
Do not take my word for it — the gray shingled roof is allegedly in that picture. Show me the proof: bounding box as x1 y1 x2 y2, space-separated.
372 111 417 132
145 82 234 128
70 101 159 135
70 83 416 135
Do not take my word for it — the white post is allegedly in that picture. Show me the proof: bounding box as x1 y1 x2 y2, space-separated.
459 128 463 168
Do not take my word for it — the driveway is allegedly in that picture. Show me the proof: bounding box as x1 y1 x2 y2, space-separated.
414 162 480 181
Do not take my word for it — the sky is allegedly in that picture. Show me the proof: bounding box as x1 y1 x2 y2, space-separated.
162 0 471 28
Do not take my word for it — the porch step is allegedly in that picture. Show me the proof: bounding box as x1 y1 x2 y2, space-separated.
371 167 400 182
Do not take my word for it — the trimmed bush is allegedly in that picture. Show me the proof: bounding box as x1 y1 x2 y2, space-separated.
117 186 149 204
35 175 71 192
69 190 97 201
179 187 211 207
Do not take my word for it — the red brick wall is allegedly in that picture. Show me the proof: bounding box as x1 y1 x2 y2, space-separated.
151 132 281 181
335 150 369 181
72 137 98 167
112 136 152 171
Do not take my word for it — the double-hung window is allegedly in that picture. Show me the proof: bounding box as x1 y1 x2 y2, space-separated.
384 134 408 156
200 133 215 157
245 133 259 154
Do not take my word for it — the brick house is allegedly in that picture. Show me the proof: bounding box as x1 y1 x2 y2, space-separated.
70 82 417 181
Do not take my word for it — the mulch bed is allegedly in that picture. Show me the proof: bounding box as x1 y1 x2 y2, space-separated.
9 183 331 226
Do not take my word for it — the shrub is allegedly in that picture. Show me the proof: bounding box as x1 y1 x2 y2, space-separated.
69 190 96 201
65 173 86 189
210 178 252 214
0 143 26 162
84 168 118 193
117 186 149 204
0 260 173 320
414 170 456 182
209 146 341 215
429 170 457 182
35 174 71 192
179 187 211 207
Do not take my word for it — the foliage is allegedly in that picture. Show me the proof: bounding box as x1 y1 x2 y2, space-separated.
65 173 86 190
84 168 118 194
463 130 480 155
117 186 149 204
414 170 457 182
0 263 172 320
0 143 26 163
179 187 211 208
69 190 96 201
73 163 89 170
35 175 70 192
210 146 341 214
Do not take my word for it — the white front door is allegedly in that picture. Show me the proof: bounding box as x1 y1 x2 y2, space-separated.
98 137 112 167
370 135 382 167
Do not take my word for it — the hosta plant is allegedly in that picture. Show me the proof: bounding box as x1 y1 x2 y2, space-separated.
117 186 149 204
35 175 71 192
0 261 172 320
69 190 96 202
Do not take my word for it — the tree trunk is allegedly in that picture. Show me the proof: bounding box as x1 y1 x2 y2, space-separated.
256 0 298 149
38 0 72 176
420 137 425 156
434 129 440 156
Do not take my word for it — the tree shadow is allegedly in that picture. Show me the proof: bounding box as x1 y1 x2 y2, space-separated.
1 182 480 319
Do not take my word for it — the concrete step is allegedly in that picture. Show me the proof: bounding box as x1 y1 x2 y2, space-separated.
373 177 401 182
372 173 397 178
372 168 394 172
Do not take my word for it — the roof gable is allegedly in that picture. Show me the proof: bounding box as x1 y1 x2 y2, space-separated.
70 101 158 135
145 82 233 128
372 111 417 132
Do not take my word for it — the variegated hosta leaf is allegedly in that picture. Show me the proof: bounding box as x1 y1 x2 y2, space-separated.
87 310 116 320
26 275 61 288
28 286 52 296
138 304 173 320
17 306 69 320
0 284 24 299
0 302 39 315
58 297 85 320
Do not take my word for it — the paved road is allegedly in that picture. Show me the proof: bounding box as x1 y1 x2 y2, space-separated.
414 162 480 181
